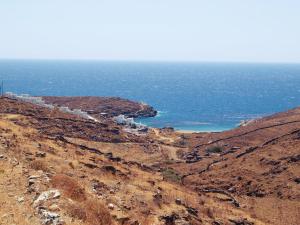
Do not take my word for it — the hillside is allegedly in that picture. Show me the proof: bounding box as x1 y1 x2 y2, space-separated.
0 96 299 225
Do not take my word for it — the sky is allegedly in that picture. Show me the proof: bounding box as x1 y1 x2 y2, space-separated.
0 0 299 63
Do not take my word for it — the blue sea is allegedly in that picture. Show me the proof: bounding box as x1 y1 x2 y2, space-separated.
1 60 300 131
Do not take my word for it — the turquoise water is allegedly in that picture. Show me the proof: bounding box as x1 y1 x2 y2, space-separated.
1 60 300 131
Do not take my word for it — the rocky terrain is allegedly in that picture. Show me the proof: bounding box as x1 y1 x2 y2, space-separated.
0 96 299 225
42 96 157 118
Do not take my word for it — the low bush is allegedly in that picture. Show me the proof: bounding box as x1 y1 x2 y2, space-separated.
29 160 50 172
161 168 181 183
206 146 223 153
51 174 87 202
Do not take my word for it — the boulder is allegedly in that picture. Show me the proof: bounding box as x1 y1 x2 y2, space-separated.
39 209 64 225
33 190 61 207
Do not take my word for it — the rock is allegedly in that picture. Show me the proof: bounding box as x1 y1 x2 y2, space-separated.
186 207 198 216
36 152 46 158
0 155 5 159
110 156 122 162
153 193 163 206
175 198 182 205
246 189 266 198
17 196 24 203
11 158 19 166
138 127 148 133
102 165 117 174
288 154 300 163
108 203 115 210
147 180 155 186
183 150 202 163
39 209 64 225
123 205 131 210
29 175 40 180
49 204 60 211
161 127 175 132
229 218 254 225
294 178 300 184
228 187 236 193
105 152 122 162
34 190 61 207
105 152 113 158
160 213 179 224
28 179 36 186
81 162 98 169
116 217 130 224
212 221 222 225
91 179 109 195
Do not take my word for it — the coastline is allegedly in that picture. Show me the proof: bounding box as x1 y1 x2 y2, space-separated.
172 124 236 133
175 129 200 134
137 118 236 133
175 128 228 134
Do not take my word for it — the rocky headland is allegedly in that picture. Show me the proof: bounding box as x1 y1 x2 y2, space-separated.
42 96 157 118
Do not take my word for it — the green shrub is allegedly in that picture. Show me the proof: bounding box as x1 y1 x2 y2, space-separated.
206 146 223 153
161 168 181 183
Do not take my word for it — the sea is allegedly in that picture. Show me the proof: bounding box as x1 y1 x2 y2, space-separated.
1 60 300 132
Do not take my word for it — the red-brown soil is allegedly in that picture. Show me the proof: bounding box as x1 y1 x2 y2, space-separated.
0 96 299 225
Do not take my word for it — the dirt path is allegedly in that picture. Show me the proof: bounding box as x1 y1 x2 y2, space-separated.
152 128 176 143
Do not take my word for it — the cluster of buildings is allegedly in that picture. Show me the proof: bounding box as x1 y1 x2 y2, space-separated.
4 92 99 122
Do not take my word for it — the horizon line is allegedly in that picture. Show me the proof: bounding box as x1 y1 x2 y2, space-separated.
0 58 300 65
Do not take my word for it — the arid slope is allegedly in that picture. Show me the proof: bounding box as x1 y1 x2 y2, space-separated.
0 96 299 225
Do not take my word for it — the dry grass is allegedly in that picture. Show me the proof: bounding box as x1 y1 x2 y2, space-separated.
51 174 87 202
29 159 50 172
162 188 199 208
66 203 87 221
66 200 113 225
137 216 157 225
85 200 113 225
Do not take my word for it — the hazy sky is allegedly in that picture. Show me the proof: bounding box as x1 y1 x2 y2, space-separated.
0 0 299 62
